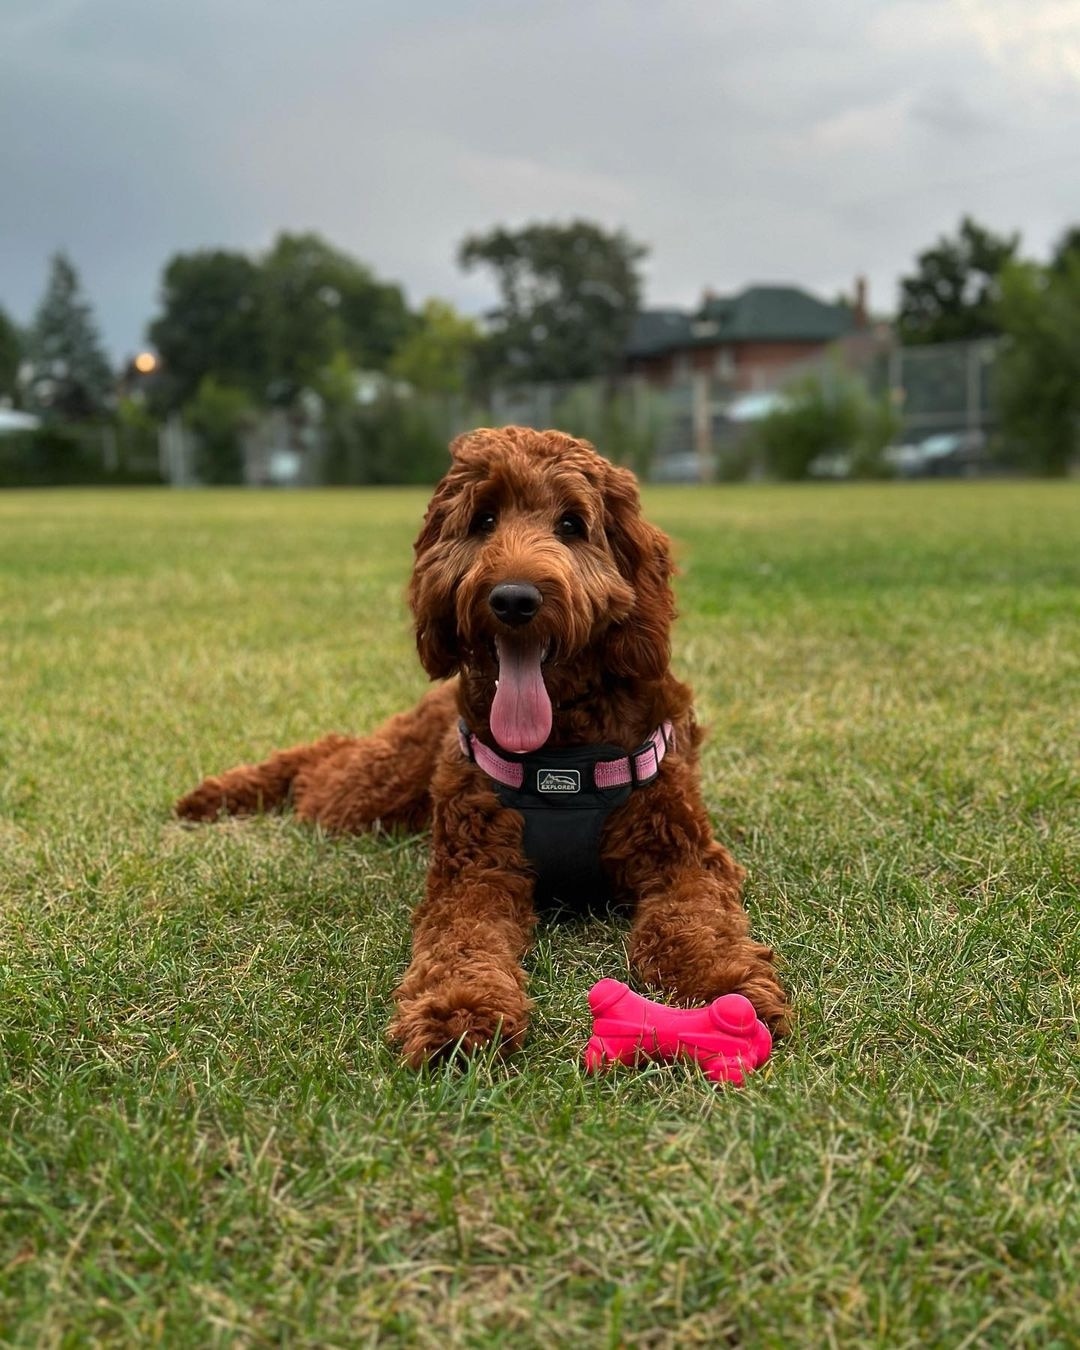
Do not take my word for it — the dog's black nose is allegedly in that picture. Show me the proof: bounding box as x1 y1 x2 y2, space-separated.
489 582 542 627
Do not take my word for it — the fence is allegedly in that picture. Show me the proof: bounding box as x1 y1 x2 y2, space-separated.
151 337 1003 486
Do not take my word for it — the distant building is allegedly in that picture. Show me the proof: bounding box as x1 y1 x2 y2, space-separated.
626 281 867 391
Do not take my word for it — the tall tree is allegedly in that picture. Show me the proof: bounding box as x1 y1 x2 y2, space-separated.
260 232 413 402
26 253 113 419
149 249 267 409
149 234 413 411
898 216 1020 345
458 220 647 383
995 258 1080 476
0 304 21 401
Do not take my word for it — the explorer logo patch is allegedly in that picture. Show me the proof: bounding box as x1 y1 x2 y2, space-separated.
536 769 581 794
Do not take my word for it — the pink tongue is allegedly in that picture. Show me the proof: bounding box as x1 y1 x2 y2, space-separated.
490 636 552 753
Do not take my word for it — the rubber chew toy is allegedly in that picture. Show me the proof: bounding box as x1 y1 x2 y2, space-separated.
583 978 772 1086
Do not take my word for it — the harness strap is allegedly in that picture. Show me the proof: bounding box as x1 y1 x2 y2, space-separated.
458 718 675 905
458 720 674 791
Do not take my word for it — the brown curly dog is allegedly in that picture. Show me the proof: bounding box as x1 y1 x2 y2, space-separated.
176 426 790 1065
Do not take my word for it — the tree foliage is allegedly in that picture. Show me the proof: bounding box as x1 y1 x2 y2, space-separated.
26 254 113 419
459 221 647 383
898 217 1020 345
1051 225 1080 274
260 232 412 403
0 304 22 401
994 258 1080 476
149 233 412 412
388 299 479 395
149 250 266 409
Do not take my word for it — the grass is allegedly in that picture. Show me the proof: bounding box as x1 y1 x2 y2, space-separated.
0 481 1077 1347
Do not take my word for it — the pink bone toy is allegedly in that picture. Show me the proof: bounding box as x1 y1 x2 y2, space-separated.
583 978 772 1086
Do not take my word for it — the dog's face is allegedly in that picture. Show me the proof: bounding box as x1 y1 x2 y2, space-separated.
409 426 674 752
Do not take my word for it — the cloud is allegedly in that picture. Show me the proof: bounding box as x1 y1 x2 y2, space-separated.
1 0 1078 354
956 0 1080 87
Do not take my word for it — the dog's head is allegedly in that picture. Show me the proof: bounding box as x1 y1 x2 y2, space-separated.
409 426 674 752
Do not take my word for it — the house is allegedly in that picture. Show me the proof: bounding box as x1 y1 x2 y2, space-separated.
626 281 867 392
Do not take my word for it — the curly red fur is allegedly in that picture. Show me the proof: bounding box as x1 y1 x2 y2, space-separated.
176 426 790 1064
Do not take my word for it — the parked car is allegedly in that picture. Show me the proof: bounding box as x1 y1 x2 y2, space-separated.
884 430 988 478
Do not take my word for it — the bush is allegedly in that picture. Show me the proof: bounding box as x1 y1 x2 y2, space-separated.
321 392 450 485
753 370 899 480
0 423 162 487
994 259 1080 476
184 377 254 485
551 382 670 476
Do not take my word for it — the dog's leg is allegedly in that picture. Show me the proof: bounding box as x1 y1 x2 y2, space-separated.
627 854 791 1035
175 682 457 832
609 773 792 1036
389 766 537 1066
174 734 355 822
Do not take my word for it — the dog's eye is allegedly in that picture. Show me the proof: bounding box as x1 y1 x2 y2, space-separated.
470 510 497 535
555 512 586 540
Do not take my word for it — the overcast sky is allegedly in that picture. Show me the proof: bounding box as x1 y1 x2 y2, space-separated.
3 0 1079 358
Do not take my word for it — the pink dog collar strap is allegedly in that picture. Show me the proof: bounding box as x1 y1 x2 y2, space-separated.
458 720 674 793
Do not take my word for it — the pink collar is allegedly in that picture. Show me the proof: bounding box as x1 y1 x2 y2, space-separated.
458 720 674 792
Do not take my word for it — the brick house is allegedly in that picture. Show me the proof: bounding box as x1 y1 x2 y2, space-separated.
626 282 866 392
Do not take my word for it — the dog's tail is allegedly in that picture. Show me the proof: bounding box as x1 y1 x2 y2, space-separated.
174 681 457 834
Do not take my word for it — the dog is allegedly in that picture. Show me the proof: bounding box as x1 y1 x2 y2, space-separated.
176 426 790 1065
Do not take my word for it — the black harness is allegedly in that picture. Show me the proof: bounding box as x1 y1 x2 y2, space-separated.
459 720 672 906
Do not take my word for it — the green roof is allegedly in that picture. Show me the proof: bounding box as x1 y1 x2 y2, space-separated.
627 286 854 358
699 286 854 343
625 308 694 358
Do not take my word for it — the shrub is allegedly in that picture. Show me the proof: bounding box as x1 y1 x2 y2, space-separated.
551 382 670 477
184 377 254 485
321 392 449 485
753 370 899 480
0 423 162 487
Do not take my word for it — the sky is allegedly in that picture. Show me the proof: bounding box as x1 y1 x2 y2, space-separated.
2 0 1079 359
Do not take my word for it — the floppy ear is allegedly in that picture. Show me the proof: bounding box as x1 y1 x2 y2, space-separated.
602 463 675 680
408 465 465 679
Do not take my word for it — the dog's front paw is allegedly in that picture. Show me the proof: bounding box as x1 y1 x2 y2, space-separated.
389 972 531 1068
174 778 230 821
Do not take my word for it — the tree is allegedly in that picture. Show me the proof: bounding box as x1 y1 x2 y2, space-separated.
26 253 114 419
0 305 21 402
1051 225 1080 274
149 249 267 410
898 217 1020 345
458 220 647 383
388 298 479 395
995 258 1080 476
260 232 412 402
149 233 414 411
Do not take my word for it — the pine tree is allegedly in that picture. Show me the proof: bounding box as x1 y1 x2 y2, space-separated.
27 253 114 419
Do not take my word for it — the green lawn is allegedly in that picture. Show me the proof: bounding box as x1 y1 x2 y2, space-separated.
0 482 1077 1347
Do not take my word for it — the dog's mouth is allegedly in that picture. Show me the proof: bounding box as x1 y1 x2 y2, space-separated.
489 634 553 753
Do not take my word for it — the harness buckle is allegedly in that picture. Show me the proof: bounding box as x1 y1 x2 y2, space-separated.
630 738 659 787
457 718 476 763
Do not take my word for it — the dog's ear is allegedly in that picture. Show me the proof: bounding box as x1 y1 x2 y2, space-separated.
602 462 675 681
409 465 464 679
